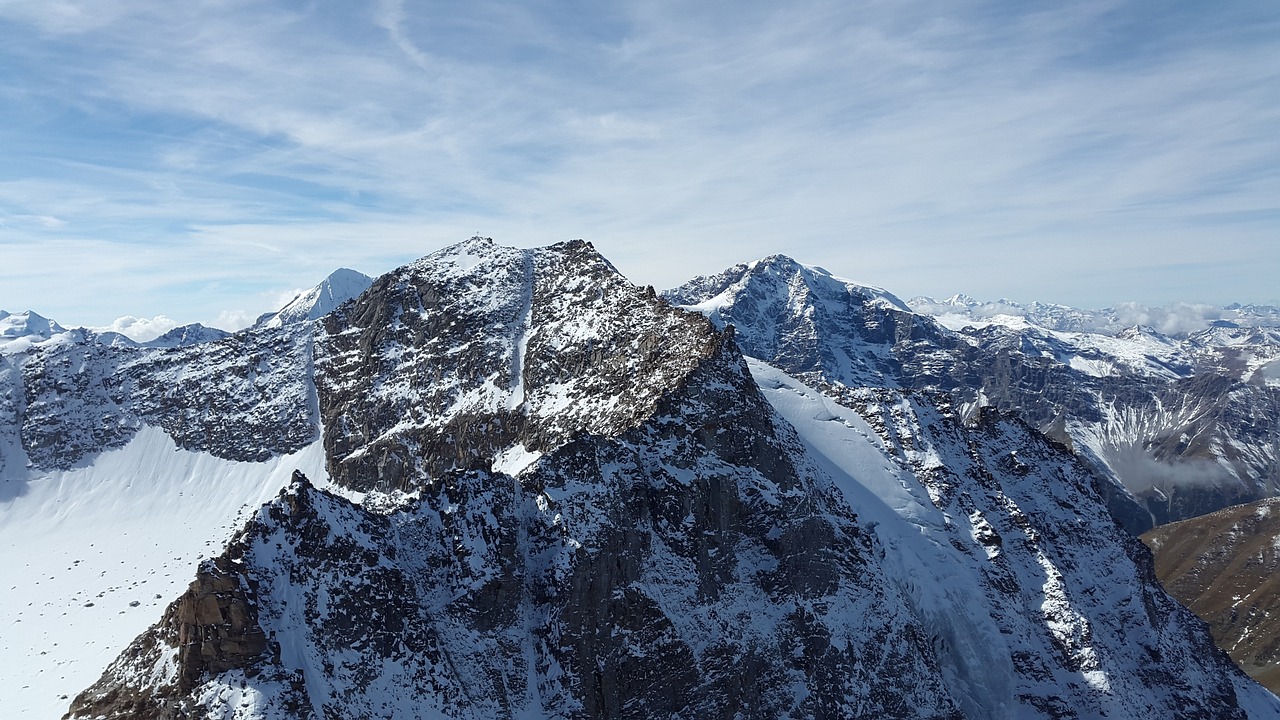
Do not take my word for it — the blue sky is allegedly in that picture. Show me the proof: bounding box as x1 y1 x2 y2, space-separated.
1 0 1278 335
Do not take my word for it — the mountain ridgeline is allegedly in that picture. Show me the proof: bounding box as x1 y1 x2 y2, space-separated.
1 239 1276 718
669 256 1280 533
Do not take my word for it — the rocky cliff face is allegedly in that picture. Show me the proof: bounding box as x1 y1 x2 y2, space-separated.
62 239 1279 719
65 521 314 720
666 254 955 389
0 264 370 479
315 238 720 491
15 323 315 471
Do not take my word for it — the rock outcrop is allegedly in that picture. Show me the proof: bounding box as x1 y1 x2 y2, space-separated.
65 543 310 720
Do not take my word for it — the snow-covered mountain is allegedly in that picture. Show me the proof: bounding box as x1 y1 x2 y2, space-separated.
669 260 1280 531
141 323 232 348
0 310 67 355
254 267 373 330
910 294 1280 388
0 239 1269 718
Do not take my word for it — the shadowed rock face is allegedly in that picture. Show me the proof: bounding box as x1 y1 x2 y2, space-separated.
170 558 270 689
64 549 312 720
59 240 1280 719
16 323 316 471
4 266 369 475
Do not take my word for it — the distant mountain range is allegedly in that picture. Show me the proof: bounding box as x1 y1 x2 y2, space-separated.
2 239 1277 718
670 257 1280 532
908 294 1280 338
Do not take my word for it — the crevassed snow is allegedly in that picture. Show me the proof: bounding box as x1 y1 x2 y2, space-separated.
0 426 327 719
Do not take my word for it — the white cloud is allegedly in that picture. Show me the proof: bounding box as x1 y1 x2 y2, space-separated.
269 287 308 311
1109 302 1225 336
214 310 255 332
373 0 433 72
0 0 134 34
94 315 179 342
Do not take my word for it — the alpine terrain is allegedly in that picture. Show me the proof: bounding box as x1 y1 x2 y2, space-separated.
907 292 1280 529
0 238 1275 719
670 257 1280 532
1143 497 1280 694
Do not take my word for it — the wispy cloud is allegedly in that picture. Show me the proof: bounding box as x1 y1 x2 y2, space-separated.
1 0 1277 328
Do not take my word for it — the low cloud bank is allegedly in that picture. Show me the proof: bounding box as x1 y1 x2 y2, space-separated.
93 315 179 342
1105 442 1233 495
1107 302 1225 337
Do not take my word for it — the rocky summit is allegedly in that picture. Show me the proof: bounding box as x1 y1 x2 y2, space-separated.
3 239 1277 718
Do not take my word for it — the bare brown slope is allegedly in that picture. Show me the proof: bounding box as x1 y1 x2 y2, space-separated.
1143 497 1280 691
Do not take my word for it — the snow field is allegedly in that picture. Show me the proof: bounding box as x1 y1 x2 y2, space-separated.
0 426 327 718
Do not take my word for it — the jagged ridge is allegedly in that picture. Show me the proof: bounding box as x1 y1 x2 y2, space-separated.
62 239 1280 719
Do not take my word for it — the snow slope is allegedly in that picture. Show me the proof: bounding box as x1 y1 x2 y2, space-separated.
0 427 327 719
751 359 1280 718
750 360 1016 719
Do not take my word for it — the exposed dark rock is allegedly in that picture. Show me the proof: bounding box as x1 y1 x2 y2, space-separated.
315 238 721 492
64 536 312 720
19 323 315 470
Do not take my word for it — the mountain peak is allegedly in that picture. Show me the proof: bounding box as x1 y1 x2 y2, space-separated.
0 309 64 339
143 323 232 348
315 237 725 491
0 309 69 354
664 255 927 387
255 267 374 329
325 267 371 284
